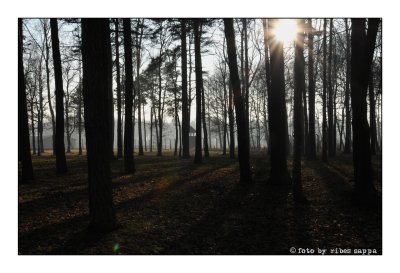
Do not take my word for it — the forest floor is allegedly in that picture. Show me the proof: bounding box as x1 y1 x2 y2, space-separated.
18 150 382 255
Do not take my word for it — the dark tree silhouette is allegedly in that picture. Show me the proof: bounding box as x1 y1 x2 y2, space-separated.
19 18 34 183
328 19 335 157
193 19 203 164
223 18 252 183
344 19 352 154
262 19 272 152
369 70 378 155
322 19 328 162
114 19 123 159
350 18 380 202
266 19 290 185
81 19 117 232
293 19 307 202
181 19 190 158
307 18 317 160
50 19 68 174
123 19 135 173
135 19 145 156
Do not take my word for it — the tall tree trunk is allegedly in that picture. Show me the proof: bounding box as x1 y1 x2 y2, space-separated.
181 19 190 158
266 19 290 185
43 20 56 155
136 19 144 156
243 19 250 150
223 18 252 183
115 19 123 159
194 19 203 164
123 19 135 173
322 19 328 162
369 71 378 156
19 18 34 183
143 103 147 151
228 80 235 159
262 19 272 153
81 18 117 232
344 19 352 154
293 19 308 203
307 18 316 159
50 18 68 174
222 72 228 155
328 19 335 157
78 78 83 155
350 18 379 202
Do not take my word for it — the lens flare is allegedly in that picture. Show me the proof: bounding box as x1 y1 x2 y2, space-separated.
273 19 298 45
113 243 119 252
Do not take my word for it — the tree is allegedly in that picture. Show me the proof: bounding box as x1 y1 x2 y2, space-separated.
123 19 135 173
193 19 203 164
328 19 335 157
114 19 123 159
350 18 380 202
266 19 290 185
81 18 117 232
307 18 317 160
293 19 308 203
181 19 190 158
223 18 252 183
322 19 328 162
343 19 352 154
50 19 68 174
19 18 34 183
135 19 145 156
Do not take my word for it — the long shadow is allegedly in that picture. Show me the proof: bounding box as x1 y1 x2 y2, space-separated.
19 160 235 254
161 174 292 254
304 160 382 253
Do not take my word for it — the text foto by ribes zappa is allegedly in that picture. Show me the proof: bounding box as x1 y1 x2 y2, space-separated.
290 247 379 255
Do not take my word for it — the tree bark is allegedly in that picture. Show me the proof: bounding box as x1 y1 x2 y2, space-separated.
223 18 252 183
50 18 68 173
123 19 135 173
81 18 117 232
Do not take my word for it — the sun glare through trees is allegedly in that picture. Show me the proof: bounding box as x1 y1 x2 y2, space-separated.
18 18 382 256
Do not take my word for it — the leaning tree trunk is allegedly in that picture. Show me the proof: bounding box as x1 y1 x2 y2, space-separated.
50 18 68 174
19 18 34 183
266 19 290 185
350 18 380 202
122 19 135 173
223 18 252 183
328 19 335 157
81 18 117 232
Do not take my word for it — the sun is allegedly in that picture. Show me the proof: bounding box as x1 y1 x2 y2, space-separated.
272 19 298 45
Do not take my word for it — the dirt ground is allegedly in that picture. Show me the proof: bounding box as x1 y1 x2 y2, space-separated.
18 150 382 254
